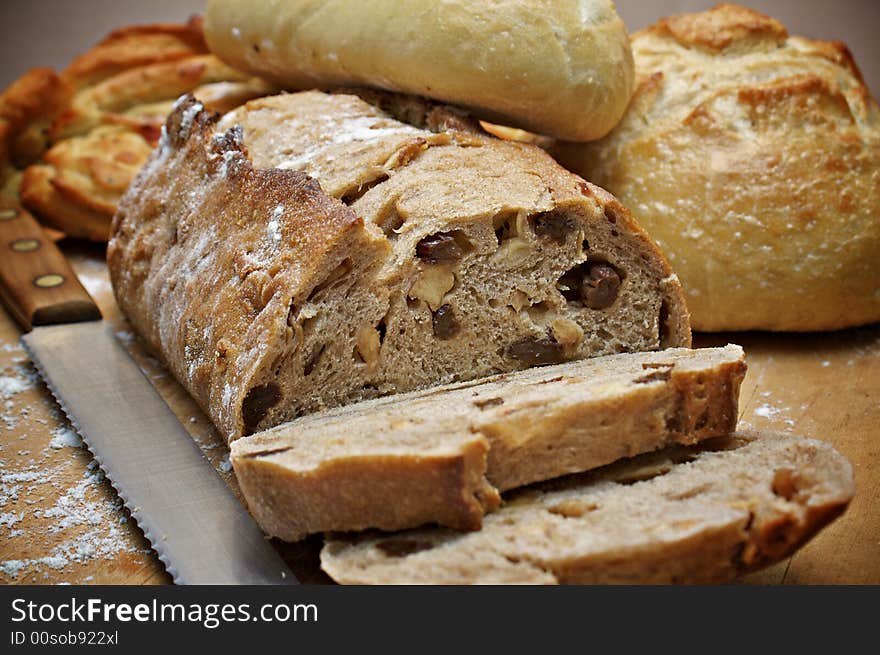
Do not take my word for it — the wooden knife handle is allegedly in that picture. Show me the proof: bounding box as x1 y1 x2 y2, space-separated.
0 202 101 332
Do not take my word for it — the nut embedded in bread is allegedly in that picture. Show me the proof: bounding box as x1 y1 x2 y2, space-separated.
321 430 854 584
109 91 690 442
232 345 746 541
553 3 880 331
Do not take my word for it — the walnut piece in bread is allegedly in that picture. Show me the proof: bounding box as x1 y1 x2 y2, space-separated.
554 3 880 331
109 91 691 442
321 430 854 584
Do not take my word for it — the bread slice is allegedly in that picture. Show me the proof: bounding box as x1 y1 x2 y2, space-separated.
109 91 690 442
321 431 854 584
232 345 745 541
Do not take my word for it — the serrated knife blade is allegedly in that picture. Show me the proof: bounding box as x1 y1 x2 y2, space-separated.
1 202 294 584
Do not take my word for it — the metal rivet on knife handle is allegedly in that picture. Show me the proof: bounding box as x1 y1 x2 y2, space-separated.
11 238 40 252
0 208 19 220
34 274 66 289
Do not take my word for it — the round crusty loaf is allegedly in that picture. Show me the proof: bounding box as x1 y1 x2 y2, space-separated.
203 0 634 142
554 4 880 331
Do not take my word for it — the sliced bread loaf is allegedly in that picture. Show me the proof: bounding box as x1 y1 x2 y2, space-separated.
321 430 854 584
109 91 690 442
232 345 745 541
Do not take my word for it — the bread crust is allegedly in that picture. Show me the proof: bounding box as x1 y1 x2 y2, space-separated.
108 95 391 440
232 346 745 540
50 54 263 142
554 3 880 331
19 126 154 238
61 17 208 90
203 0 634 141
235 429 500 541
321 430 855 584
0 68 72 177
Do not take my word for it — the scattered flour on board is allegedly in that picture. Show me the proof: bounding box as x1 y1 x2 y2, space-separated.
754 404 781 419
0 375 30 400
0 463 140 580
49 426 82 450
0 510 23 530
0 326 148 581
749 402 795 429
0 363 41 432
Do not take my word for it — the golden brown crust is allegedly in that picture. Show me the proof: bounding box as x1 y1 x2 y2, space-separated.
0 68 72 175
50 54 262 141
61 17 207 90
647 3 787 53
19 126 153 240
21 167 111 241
554 3 880 331
0 18 273 240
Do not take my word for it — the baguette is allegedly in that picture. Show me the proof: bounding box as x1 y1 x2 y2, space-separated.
322 431 854 584
109 92 690 442
233 345 746 541
203 0 634 141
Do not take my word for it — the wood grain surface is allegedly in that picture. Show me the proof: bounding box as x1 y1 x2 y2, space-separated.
0 245 877 585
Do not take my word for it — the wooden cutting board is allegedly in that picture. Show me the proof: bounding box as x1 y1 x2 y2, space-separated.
0 243 877 585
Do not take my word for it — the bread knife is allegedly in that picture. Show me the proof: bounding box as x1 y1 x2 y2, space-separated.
0 202 295 584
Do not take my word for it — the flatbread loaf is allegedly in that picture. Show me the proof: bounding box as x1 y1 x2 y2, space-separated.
0 18 273 240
